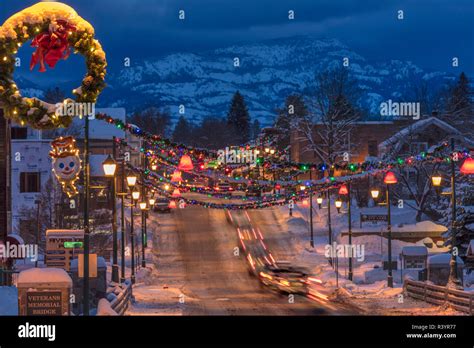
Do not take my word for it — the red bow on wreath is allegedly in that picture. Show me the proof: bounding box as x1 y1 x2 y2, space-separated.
30 20 77 73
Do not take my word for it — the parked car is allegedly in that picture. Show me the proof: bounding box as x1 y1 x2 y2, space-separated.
153 197 171 213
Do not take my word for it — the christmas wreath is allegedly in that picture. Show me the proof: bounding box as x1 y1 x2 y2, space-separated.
0 2 107 129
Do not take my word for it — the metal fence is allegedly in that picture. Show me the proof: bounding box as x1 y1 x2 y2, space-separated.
106 280 132 315
404 279 474 315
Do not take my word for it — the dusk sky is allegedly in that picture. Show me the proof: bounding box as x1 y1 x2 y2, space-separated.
1 0 473 84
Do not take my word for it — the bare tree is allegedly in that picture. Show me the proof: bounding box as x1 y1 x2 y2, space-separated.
294 67 362 167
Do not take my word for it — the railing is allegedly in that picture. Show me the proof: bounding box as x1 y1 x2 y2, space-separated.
404 279 474 315
106 280 132 315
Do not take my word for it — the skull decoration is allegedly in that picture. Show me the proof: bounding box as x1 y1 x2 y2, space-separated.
50 136 81 197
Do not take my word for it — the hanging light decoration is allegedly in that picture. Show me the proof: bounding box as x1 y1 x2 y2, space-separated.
170 170 183 182
172 188 181 198
338 184 348 195
460 157 474 175
168 200 177 209
383 171 398 185
301 199 309 207
178 154 194 171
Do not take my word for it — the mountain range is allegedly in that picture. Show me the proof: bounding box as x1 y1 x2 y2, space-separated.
16 36 457 127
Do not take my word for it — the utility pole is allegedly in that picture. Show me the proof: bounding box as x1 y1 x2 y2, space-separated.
111 137 119 283
347 182 353 281
309 168 314 247
448 137 461 288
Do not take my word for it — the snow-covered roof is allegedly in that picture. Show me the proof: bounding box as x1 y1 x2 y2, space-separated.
73 108 126 140
46 229 84 237
427 253 464 265
17 268 72 286
402 246 428 256
378 117 473 151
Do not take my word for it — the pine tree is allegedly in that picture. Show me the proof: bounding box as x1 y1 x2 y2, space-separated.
43 87 65 104
227 91 251 144
172 115 192 144
445 72 473 131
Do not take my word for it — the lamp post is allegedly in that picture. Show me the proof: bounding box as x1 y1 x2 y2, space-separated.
139 201 147 267
316 196 323 209
309 168 314 248
447 139 474 288
335 199 342 213
384 171 398 288
127 175 138 284
339 183 352 280
35 199 41 268
102 153 119 283
370 188 380 203
120 153 126 283
82 111 91 315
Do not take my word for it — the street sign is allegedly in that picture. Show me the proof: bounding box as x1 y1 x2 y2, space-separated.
360 213 388 228
26 291 62 316
63 241 83 249
288 200 295 209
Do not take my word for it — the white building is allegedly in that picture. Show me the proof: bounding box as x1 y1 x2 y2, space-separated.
10 108 127 235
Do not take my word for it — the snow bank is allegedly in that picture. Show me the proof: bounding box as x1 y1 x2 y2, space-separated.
17 268 72 286
97 298 118 316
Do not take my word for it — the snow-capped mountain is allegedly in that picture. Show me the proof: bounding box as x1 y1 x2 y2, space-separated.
19 36 457 126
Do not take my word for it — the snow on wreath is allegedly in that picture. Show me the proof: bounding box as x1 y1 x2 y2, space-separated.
0 2 106 130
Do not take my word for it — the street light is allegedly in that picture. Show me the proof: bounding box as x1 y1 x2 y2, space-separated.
269 149 275 155
431 173 442 187
149 198 155 206
132 191 140 201
151 164 157 171
127 175 137 187
102 154 119 283
102 155 117 177
370 189 380 199
335 199 342 213
264 147 270 153
316 197 323 209
384 170 398 288
139 202 147 210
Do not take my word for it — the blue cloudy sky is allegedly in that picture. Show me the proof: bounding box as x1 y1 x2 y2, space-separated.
1 0 473 84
